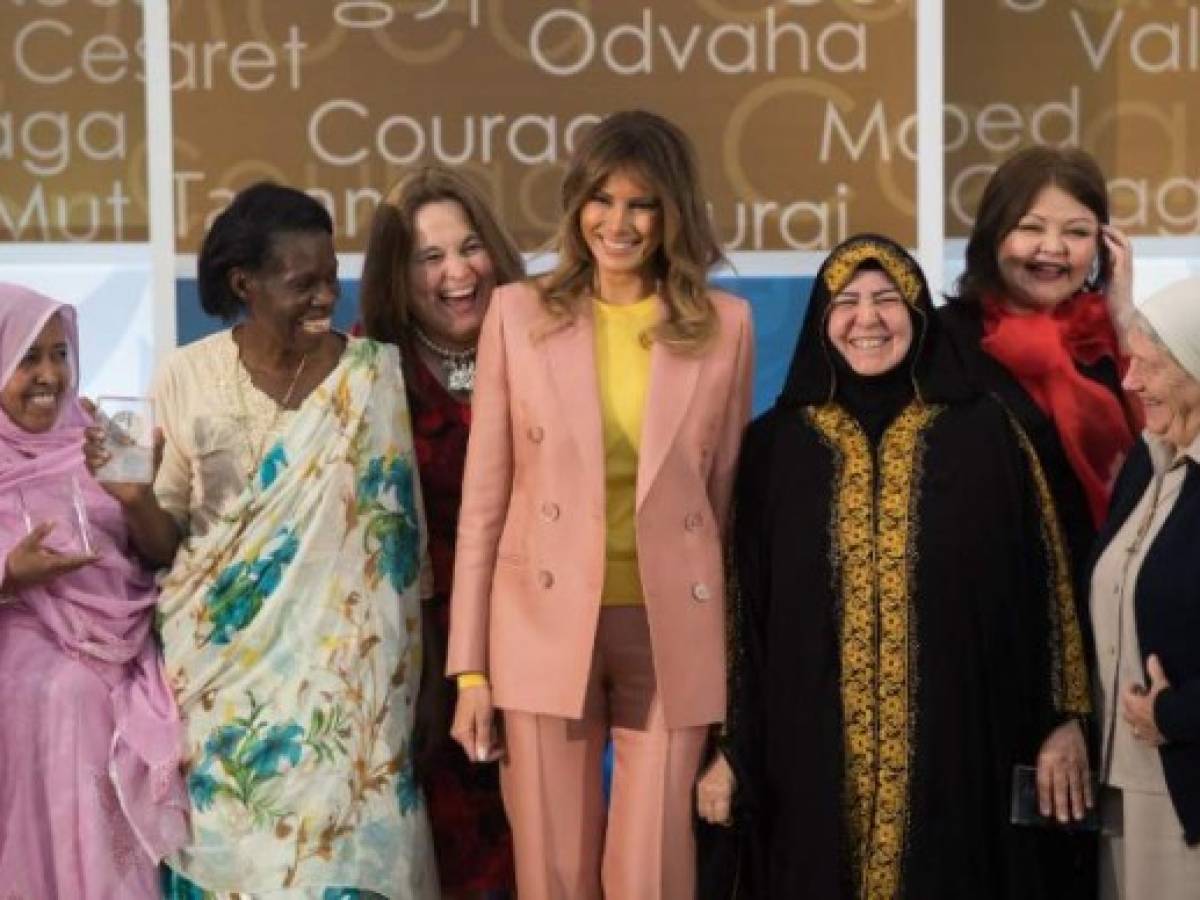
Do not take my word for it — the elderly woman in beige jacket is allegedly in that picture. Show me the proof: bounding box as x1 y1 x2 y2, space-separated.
1089 275 1200 899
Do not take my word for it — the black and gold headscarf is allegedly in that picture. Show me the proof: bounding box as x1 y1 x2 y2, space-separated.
777 233 973 410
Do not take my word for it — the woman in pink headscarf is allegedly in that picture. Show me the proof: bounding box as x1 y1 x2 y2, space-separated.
0 282 188 899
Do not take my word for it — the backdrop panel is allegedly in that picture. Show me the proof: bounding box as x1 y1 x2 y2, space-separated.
168 0 917 254
946 0 1200 238
0 1 147 241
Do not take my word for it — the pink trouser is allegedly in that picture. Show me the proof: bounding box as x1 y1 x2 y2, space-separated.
499 607 710 900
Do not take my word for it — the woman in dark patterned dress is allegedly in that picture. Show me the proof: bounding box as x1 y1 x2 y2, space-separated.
360 166 525 898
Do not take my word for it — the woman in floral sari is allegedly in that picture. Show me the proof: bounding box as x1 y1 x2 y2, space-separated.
86 182 438 898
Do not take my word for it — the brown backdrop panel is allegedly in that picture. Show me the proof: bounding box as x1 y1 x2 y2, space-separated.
0 1 148 242
947 0 1199 237
170 0 917 253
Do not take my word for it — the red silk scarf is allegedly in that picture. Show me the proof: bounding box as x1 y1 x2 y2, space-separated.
981 292 1138 527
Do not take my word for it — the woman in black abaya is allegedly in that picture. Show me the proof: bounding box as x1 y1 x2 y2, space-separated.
722 235 1093 899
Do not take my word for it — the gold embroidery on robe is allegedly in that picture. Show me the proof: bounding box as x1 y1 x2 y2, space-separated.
1007 414 1092 716
810 400 941 899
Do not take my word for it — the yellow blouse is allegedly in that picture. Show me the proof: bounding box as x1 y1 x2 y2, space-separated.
594 294 657 605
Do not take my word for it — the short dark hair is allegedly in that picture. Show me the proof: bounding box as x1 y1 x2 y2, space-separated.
953 147 1109 305
197 182 334 321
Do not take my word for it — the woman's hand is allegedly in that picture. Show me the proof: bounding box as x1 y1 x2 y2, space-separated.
1121 653 1169 747
1102 224 1134 337
2 522 97 591
1035 718 1093 823
451 683 503 763
83 425 164 507
696 750 735 826
83 424 180 567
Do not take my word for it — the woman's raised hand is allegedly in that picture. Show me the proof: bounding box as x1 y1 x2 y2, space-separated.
83 425 164 507
1 522 96 592
1102 224 1134 335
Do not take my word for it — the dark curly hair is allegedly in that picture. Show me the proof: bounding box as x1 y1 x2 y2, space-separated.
197 182 334 322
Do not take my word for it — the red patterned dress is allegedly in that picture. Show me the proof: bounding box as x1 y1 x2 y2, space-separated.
405 349 515 895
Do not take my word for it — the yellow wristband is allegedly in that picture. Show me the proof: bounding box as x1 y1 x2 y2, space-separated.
457 672 488 690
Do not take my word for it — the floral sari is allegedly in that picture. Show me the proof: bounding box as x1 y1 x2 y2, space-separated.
159 338 437 898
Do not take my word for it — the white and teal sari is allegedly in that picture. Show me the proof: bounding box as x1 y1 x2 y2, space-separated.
159 339 437 899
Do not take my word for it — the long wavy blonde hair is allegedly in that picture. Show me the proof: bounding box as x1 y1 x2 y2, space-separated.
539 110 726 353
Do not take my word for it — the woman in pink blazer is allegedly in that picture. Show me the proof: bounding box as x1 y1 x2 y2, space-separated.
447 109 754 899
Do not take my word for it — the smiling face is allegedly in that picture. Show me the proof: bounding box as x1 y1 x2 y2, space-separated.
996 184 1100 312
578 168 663 298
0 312 71 433
235 230 339 353
408 200 496 351
826 268 914 377
1124 327 1200 449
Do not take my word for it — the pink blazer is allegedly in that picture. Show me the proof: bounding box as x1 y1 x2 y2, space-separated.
447 281 754 729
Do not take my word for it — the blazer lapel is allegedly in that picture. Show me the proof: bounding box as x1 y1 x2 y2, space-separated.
637 336 702 511
544 310 605 481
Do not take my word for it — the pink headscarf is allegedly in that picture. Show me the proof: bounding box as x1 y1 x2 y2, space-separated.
0 282 188 861
0 283 92 482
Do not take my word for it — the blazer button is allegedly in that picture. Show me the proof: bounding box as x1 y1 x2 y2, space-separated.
684 512 704 532
691 582 711 603
540 501 560 522
527 425 545 443
537 569 555 589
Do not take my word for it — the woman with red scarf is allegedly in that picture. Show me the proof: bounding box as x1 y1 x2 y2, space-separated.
941 146 1141 900
943 147 1140 587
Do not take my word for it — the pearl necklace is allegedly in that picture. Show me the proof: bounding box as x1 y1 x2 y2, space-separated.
411 324 476 393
